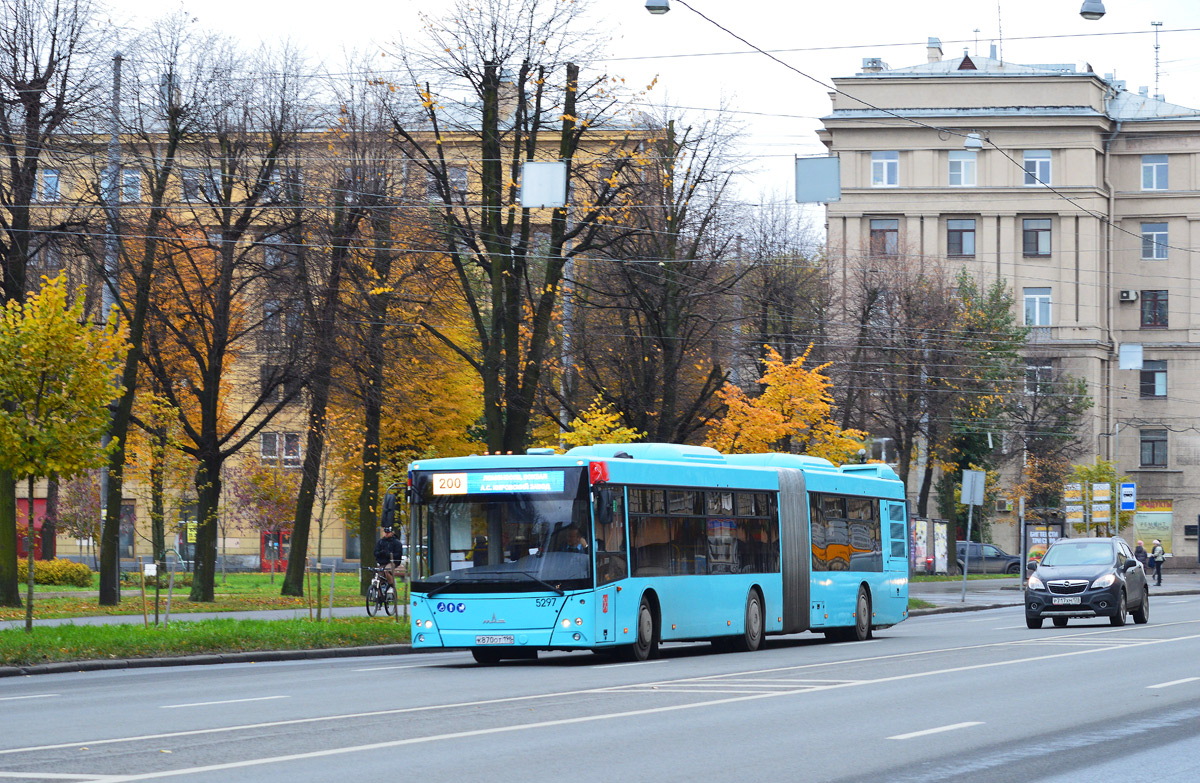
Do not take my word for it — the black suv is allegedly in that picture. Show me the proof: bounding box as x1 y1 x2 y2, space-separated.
956 541 1022 574
1025 537 1149 629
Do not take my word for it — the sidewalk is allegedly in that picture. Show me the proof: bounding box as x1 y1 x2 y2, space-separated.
909 570 1200 615
0 605 403 632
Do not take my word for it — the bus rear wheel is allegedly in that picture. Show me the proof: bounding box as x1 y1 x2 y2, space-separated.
851 587 872 641
623 596 658 661
733 590 764 652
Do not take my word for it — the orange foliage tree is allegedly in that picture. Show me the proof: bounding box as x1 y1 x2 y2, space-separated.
705 347 865 462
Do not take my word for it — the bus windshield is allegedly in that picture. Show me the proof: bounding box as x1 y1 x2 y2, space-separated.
411 468 592 594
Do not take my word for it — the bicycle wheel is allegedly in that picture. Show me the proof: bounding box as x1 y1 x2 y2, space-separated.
366 583 380 617
383 585 396 616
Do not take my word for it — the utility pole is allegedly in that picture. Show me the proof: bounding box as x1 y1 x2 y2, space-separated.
98 51 122 603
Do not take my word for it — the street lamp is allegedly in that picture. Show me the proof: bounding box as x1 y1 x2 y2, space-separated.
963 132 984 150
1080 0 1105 20
645 0 670 14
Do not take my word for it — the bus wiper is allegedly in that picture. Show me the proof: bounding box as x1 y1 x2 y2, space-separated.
519 571 564 596
425 580 457 598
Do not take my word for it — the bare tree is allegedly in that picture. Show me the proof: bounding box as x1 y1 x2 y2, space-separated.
138 41 312 601
386 0 640 453
572 112 744 443
0 0 104 606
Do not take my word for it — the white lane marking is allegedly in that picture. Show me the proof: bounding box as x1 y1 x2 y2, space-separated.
1147 676 1200 689
888 721 983 741
0 774 120 780
993 625 1029 630
0 694 58 702
161 696 288 710
354 664 431 672
10 621 1200 759
1168 600 1188 604
590 659 668 670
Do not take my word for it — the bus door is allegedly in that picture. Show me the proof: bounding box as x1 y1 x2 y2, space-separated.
883 501 909 578
593 486 627 645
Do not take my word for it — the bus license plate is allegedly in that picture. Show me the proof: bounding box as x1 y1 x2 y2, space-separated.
476 635 514 645
1052 596 1082 605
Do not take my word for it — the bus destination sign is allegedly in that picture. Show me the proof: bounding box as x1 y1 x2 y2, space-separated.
432 471 565 495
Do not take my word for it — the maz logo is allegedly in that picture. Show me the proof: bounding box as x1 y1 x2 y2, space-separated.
481 613 506 624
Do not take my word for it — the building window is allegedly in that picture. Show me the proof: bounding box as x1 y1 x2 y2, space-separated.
1025 358 1053 396
869 219 899 257
947 219 975 257
1023 287 1051 326
1023 150 1051 185
1022 218 1052 257
871 151 898 187
36 169 61 202
262 235 287 268
1140 290 1168 328
1139 429 1167 468
1142 154 1168 190
1141 222 1168 260
263 299 281 333
261 432 302 467
121 167 141 202
948 150 976 186
1140 360 1166 399
427 165 469 201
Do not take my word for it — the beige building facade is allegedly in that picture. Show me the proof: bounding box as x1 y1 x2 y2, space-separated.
818 41 1200 561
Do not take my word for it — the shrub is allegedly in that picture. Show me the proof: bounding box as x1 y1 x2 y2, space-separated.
120 571 193 589
16 558 94 587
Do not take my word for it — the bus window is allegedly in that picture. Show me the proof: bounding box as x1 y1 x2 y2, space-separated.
596 488 627 585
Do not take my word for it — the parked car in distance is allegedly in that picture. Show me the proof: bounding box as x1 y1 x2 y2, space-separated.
1025 536 1149 629
956 541 1022 574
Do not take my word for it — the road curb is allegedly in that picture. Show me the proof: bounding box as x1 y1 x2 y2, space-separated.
908 588 1198 617
0 644 413 678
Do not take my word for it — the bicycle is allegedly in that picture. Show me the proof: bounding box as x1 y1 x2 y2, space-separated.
363 566 396 617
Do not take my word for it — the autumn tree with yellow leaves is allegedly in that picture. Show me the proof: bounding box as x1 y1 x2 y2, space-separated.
0 275 125 623
705 347 865 463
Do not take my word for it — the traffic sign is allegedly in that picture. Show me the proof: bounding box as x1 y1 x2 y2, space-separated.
1120 482 1137 511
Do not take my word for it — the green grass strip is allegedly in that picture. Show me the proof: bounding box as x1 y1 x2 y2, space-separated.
0 617 410 668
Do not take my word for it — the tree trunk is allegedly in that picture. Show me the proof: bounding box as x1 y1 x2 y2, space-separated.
0 470 20 607
189 456 222 602
42 475 58 561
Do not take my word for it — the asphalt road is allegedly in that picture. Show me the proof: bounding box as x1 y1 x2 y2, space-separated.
3 596 1199 783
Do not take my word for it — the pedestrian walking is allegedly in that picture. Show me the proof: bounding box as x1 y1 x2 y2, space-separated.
1134 540 1148 571
1150 539 1165 586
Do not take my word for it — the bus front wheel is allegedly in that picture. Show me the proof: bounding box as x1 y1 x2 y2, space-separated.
472 648 503 665
623 596 658 661
734 590 764 652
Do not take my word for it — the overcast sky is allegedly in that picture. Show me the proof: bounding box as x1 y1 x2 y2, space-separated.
112 0 1200 199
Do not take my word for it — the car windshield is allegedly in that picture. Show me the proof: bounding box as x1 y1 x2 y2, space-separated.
410 468 592 594
1040 540 1114 567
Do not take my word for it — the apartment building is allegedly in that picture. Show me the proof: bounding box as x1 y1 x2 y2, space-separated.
817 39 1200 560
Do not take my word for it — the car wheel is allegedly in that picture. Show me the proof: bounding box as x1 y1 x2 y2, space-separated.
1026 616 1043 629
1006 563 1020 575
1110 589 1127 627
1132 589 1150 625
1052 617 1068 627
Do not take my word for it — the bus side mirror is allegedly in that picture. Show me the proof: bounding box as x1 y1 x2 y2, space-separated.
381 493 396 529
593 489 613 527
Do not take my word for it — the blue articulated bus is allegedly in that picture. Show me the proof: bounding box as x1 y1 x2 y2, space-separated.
405 443 909 664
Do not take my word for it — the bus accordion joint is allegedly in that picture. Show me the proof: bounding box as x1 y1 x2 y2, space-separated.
589 461 609 484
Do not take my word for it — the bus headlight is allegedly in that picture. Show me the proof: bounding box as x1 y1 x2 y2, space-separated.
417 634 425 643
575 617 582 626
561 619 571 628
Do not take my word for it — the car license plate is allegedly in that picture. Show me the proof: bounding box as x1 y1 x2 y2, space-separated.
1052 596 1082 605
475 635 514 645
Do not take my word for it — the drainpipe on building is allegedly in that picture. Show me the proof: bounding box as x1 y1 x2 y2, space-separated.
1102 111 1122 463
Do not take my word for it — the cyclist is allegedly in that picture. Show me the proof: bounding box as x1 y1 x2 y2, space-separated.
374 525 404 594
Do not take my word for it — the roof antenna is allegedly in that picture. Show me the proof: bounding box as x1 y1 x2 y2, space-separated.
996 2 1004 63
1152 21 1163 99
973 28 980 56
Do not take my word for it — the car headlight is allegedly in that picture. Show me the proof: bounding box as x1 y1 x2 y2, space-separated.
1091 573 1116 589
1028 574 1045 590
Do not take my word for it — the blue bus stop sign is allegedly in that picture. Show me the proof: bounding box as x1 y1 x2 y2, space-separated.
1120 482 1137 511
